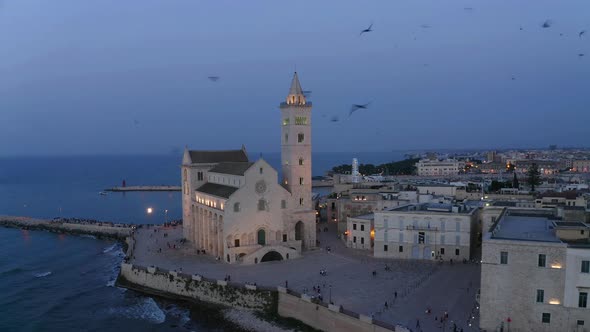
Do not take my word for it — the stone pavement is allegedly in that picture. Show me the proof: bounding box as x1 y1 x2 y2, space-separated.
131 222 481 331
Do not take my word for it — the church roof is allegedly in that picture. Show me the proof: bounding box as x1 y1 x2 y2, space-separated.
289 72 303 96
196 183 239 199
209 162 254 176
188 149 248 164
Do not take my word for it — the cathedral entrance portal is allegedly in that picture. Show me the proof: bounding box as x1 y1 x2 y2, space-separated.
260 251 283 262
257 229 266 245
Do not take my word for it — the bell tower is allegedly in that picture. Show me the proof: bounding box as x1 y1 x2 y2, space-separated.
280 72 315 249
280 72 312 210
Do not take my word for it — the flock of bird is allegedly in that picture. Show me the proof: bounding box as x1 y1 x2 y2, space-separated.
196 7 587 127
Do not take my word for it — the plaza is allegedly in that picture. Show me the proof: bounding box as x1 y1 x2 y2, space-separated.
131 221 481 331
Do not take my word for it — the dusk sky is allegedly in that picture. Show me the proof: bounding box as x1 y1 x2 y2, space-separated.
1 0 589 156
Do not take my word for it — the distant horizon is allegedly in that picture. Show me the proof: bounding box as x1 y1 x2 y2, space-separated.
2 146 590 158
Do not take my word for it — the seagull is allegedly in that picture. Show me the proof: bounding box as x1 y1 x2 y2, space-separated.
464 7 473 11
349 102 372 116
421 24 431 29
208 76 220 82
579 53 585 57
360 23 373 36
541 20 552 28
133 119 140 127
519 25 524 31
330 115 340 122
580 30 586 38
511 76 516 81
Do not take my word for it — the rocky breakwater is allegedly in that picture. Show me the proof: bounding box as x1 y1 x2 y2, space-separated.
0 216 133 240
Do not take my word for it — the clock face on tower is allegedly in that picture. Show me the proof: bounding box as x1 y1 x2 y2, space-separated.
255 180 267 194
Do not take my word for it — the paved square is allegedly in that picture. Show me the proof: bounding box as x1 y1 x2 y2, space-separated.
131 222 480 331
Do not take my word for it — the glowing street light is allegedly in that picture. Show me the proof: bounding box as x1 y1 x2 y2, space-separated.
147 207 153 214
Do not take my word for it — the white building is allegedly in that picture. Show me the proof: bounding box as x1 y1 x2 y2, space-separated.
346 213 374 250
480 209 590 331
415 159 461 176
181 72 316 264
373 203 478 261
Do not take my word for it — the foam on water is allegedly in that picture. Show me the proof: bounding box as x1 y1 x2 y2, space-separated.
164 304 191 326
109 297 166 324
102 244 118 254
80 234 97 239
34 271 52 278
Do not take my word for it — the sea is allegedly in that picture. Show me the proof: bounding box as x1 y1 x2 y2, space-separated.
0 152 404 332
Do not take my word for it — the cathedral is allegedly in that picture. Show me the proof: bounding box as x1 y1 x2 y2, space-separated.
181 72 316 264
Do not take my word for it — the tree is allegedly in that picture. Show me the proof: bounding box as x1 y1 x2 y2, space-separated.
526 163 541 192
512 172 520 189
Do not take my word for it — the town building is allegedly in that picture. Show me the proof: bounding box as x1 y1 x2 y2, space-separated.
480 208 590 331
346 213 374 250
573 160 590 173
415 159 461 176
372 203 478 261
180 72 316 264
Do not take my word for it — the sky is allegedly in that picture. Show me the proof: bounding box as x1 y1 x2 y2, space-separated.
1 0 589 156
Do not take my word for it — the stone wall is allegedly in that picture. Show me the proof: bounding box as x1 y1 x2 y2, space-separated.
118 263 276 312
0 216 132 239
277 288 407 332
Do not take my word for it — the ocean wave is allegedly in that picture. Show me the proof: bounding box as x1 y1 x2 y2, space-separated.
34 271 52 278
0 267 25 276
109 297 165 324
163 304 191 326
102 244 118 254
80 234 97 239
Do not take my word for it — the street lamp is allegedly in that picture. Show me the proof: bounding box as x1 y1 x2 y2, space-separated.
164 209 168 224
147 207 153 214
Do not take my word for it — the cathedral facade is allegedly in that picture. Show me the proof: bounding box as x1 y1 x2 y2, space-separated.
181 73 316 264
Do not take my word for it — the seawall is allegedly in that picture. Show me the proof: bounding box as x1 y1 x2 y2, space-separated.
0 216 132 240
118 262 406 332
105 185 181 192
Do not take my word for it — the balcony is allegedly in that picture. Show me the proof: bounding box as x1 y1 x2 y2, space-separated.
406 225 439 231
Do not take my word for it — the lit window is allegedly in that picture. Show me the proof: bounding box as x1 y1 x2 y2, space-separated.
295 117 307 125
298 133 304 143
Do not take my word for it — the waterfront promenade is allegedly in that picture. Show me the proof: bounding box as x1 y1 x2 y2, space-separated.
131 222 481 331
105 185 181 192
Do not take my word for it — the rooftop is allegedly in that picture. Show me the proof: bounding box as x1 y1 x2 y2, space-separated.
350 213 374 221
492 213 560 243
188 149 249 164
195 183 239 199
209 162 254 176
387 203 473 214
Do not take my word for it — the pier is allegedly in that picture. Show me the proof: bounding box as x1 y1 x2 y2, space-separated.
0 216 133 239
105 185 181 192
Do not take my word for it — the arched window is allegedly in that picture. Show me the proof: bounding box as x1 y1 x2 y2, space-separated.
298 133 304 143
299 158 304 165
234 202 240 212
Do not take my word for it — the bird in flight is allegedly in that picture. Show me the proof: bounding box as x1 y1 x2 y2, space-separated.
330 115 340 122
133 119 140 127
579 53 585 57
421 24 431 29
541 20 552 28
208 76 220 82
463 7 473 11
580 30 586 38
360 23 373 36
349 102 372 116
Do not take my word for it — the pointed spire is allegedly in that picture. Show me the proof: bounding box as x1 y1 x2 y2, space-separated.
286 72 306 105
182 146 192 165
